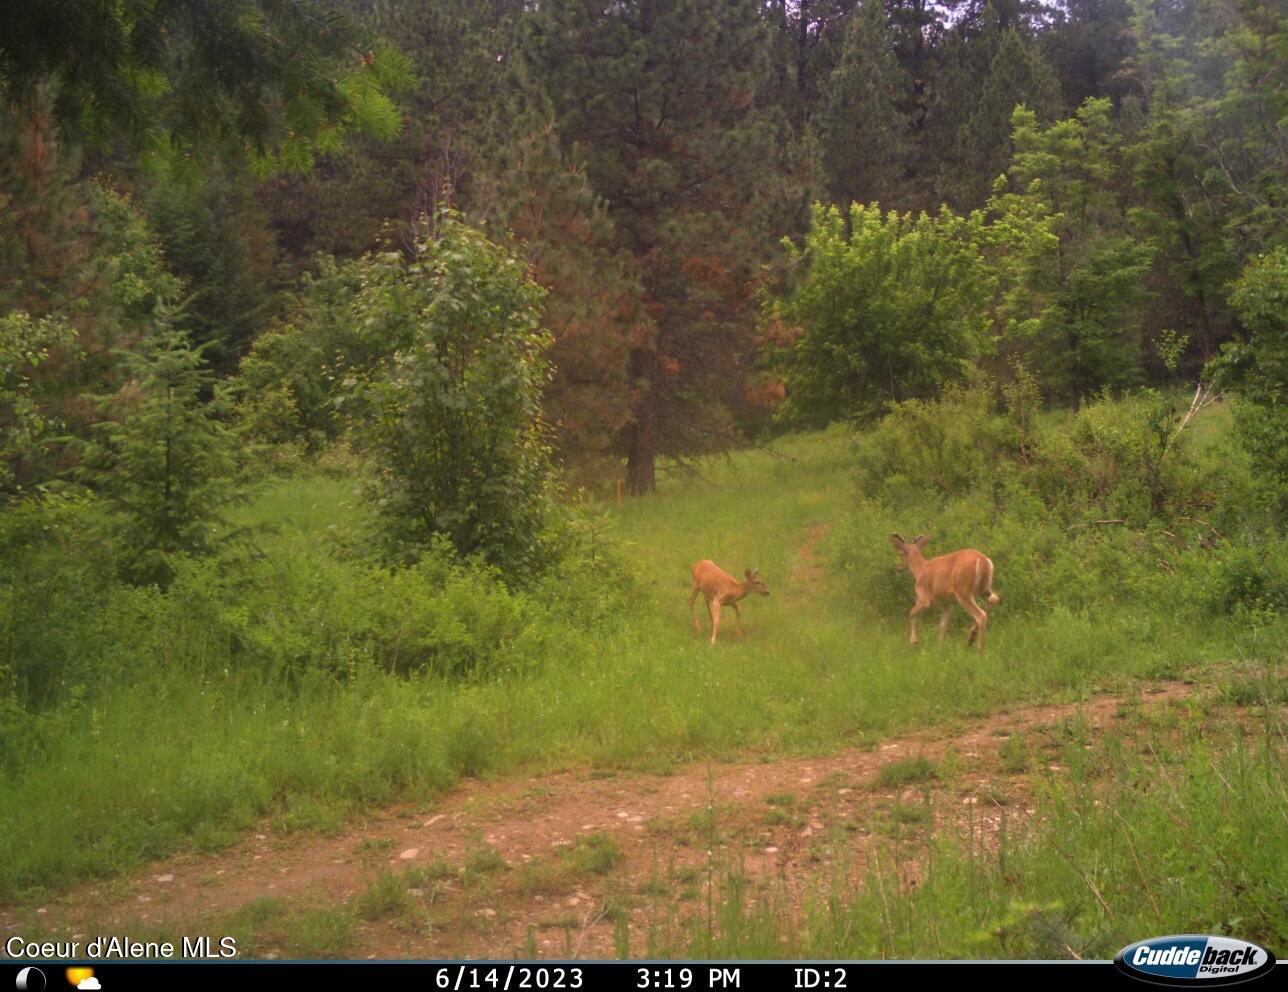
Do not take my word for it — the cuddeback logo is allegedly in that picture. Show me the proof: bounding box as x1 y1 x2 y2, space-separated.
1114 935 1277 986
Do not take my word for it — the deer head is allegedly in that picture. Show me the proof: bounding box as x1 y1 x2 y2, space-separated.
743 567 771 596
889 533 932 572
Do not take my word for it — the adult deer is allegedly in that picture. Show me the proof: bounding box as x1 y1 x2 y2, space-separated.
689 560 770 645
889 534 999 653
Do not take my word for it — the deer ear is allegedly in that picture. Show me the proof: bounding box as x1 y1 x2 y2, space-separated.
751 567 760 577
914 535 931 548
744 569 752 579
889 533 905 549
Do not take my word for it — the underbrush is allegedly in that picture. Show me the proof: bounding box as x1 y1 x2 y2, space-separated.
0 417 1282 902
0 476 634 898
666 701 1288 958
833 382 1288 630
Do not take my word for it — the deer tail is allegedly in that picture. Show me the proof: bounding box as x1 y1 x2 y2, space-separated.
982 556 999 605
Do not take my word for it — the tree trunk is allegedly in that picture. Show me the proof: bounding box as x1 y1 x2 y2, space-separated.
626 345 657 495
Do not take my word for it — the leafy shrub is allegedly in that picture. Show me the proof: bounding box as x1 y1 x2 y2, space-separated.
771 203 994 425
349 216 560 573
0 490 117 707
835 379 1275 624
234 255 380 452
1211 248 1288 518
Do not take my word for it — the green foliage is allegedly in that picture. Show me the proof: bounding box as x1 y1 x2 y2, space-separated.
0 489 111 708
835 380 1280 625
79 325 245 586
0 0 413 172
940 24 1061 210
350 216 559 572
567 832 623 877
471 111 639 483
875 757 938 788
989 100 1156 398
1211 248 1288 516
234 255 372 452
145 167 273 370
524 0 792 492
772 203 994 424
819 0 910 211
0 132 185 489
0 312 76 495
261 0 512 268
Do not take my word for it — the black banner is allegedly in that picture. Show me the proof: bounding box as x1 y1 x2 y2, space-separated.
6 960 1285 992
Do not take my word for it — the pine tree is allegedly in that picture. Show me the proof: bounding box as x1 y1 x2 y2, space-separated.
80 324 243 587
471 110 640 481
523 0 790 494
819 0 911 210
147 167 274 372
1042 0 1135 110
990 100 1156 398
261 0 520 270
940 25 1061 210
1 0 412 170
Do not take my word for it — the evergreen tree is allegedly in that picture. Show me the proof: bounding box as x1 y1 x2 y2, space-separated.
0 99 184 487
147 167 275 372
1042 0 1135 111
819 0 912 210
763 0 859 131
471 112 640 480
80 324 243 587
990 100 1156 398
1 0 412 171
524 0 790 494
939 25 1061 209
262 0 519 270
1124 0 1287 362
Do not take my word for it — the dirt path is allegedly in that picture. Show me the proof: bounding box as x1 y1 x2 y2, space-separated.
5 680 1197 960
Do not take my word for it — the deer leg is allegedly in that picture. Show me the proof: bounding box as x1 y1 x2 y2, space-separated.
710 599 722 645
908 597 931 645
731 601 742 639
956 595 988 654
938 608 952 646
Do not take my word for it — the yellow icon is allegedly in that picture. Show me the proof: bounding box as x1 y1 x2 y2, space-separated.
63 969 93 988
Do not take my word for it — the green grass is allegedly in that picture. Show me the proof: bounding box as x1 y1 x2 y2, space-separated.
0 427 1283 902
875 758 939 788
355 870 416 921
651 708 1288 958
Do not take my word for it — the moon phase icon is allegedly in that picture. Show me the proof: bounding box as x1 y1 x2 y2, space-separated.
16 967 47 991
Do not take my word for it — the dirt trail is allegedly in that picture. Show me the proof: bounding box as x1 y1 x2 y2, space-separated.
5 680 1197 959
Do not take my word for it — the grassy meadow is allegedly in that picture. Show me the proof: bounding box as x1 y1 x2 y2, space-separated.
1 404 1286 956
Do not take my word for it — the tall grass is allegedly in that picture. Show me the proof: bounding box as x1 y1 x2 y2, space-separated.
0 421 1283 899
659 706 1288 958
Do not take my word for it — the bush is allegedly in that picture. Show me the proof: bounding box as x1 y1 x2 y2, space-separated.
835 379 1275 625
1211 248 1288 517
234 255 378 452
349 216 560 573
771 203 994 425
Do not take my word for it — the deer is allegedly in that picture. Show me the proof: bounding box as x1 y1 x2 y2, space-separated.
889 533 999 654
689 560 770 645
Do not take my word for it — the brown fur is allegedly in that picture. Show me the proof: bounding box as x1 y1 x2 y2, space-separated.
688 560 770 645
889 534 999 653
